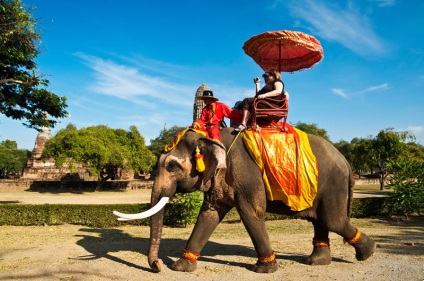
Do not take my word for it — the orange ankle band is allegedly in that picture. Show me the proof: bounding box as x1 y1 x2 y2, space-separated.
345 229 362 245
181 249 200 262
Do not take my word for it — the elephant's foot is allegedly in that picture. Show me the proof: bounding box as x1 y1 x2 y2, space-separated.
251 251 279 273
306 244 331 265
251 261 279 273
172 258 197 272
346 229 376 261
172 249 199 272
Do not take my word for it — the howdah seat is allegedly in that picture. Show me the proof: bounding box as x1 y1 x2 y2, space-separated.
250 94 289 130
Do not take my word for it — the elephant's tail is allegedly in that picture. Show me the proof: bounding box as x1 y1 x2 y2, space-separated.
347 162 355 219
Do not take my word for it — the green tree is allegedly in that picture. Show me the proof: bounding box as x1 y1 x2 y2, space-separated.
333 140 354 164
0 139 30 178
41 124 156 182
387 160 424 220
127 126 156 173
402 142 424 162
294 122 330 142
149 125 187 158
371 128 415 190
351 137 374 176
0 0 68 130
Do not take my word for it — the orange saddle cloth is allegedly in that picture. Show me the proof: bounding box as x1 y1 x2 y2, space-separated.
242 123 318 211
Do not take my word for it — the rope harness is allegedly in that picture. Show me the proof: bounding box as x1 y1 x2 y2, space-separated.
215 130 242 177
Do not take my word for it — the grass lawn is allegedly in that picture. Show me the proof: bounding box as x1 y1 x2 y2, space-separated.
354 183 380 191
354 183 394 194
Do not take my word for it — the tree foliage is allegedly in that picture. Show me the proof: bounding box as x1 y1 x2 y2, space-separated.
0 139 30 178
41 124 156 180
351 137 374 176
333 140 354 163
387 160 424 219
0 0 68 130
370 128 415 190
334 130 421 185
402 142 424 162
149 125 187 158
294 122 330 141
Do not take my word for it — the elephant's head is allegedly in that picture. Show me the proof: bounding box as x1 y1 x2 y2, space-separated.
113 130 227 272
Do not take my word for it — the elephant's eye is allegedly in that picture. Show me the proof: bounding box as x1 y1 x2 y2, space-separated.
166 159 182 172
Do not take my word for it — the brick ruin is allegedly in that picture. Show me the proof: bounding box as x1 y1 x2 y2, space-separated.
20 125 95 181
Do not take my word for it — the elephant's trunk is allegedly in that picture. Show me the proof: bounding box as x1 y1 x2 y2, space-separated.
148 205 166 272
147 180 173 273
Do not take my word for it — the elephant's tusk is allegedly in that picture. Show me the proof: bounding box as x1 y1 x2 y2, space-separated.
113 197 170 221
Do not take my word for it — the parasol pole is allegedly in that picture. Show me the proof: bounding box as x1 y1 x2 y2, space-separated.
278 40 282 72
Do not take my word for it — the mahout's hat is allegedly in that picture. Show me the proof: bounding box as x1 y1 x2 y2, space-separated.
198 90 218 101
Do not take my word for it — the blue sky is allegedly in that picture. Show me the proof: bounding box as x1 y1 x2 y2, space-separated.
1 0 423 150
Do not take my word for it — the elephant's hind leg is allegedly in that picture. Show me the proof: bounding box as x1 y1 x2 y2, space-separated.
345 228 376 261
307 221 332 265
328 219 376 262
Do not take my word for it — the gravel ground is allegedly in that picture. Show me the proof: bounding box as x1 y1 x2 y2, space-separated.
0 216 423 281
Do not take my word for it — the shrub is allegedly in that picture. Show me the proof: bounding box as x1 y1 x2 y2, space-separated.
351 198 389 218
0 196 391 227
164 191 204 227
0 204 150 227
387 160 424 219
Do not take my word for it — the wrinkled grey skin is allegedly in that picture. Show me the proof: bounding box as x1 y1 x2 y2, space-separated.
148 128 375 273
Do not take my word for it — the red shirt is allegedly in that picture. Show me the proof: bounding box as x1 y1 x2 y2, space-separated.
195 101 242 127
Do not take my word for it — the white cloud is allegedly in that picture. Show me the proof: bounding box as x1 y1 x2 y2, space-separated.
375 0 395 7
407 126 424 134
332 88 349 98
287 0 387 57
360 83 390 94
75 52 194 108
72 52 254 143
332 83 390 98
403 126 424 144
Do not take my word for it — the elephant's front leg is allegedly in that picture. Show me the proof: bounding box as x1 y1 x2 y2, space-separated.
172 203 232 272
237 200 279 273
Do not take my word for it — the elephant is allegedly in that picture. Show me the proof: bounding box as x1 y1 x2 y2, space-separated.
114 127 376 273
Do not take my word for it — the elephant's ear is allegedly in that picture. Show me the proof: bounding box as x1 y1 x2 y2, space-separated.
198 138 227 185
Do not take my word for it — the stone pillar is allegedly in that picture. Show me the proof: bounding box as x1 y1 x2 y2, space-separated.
22 125 56 179
193 83 210 122
31 126 52 160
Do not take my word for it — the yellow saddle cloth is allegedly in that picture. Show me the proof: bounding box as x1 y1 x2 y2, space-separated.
242 123 318 211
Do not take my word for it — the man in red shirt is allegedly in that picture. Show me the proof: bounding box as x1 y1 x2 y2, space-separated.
192 90 242 141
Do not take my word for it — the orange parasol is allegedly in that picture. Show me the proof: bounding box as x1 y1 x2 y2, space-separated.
242 30 324 73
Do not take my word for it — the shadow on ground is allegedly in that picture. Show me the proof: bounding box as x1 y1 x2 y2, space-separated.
73 227 323 272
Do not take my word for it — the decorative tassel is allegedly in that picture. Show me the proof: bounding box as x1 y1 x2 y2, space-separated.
195 146 205 172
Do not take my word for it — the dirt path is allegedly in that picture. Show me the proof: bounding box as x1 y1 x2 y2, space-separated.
0 189 153 204
1 216 423 281
0 188 389 205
